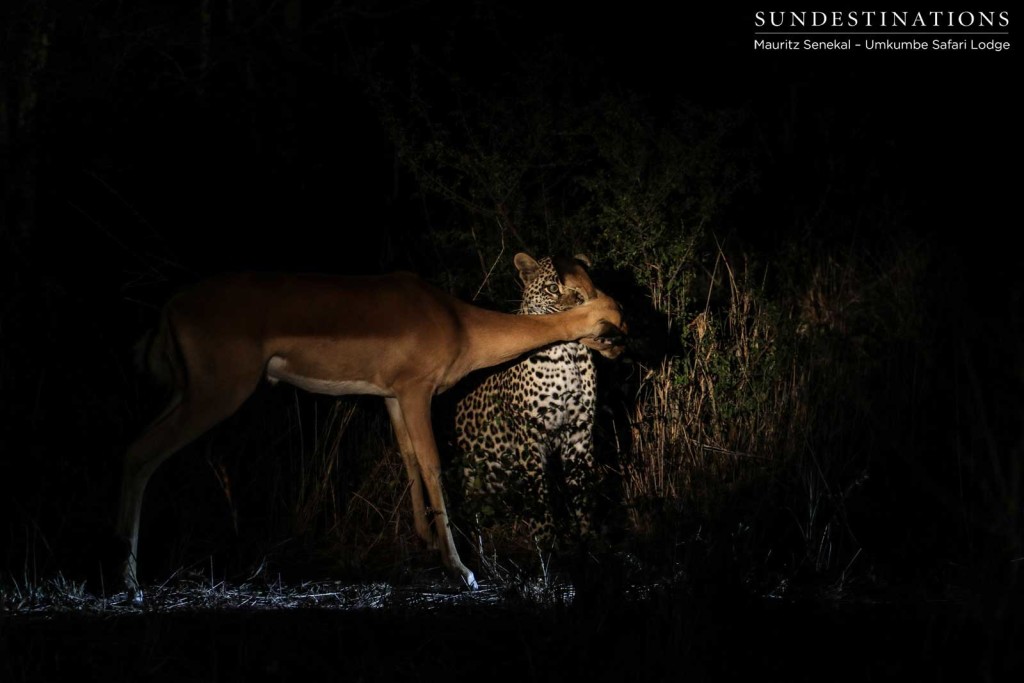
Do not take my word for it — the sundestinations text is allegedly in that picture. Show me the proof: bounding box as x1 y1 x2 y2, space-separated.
754 10 1009 28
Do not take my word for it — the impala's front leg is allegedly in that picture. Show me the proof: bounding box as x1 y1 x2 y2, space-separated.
396 390 478 590
385 397 435 548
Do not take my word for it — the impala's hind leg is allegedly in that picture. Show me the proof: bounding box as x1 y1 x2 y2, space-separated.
118 376 259 604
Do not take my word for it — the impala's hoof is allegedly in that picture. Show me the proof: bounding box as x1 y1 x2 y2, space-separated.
123 561 144 606
463 570 479 591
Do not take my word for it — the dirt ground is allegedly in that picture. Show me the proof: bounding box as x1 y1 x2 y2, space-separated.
2 580 1019 682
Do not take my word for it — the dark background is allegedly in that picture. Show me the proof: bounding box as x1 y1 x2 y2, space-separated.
1 1 1021 677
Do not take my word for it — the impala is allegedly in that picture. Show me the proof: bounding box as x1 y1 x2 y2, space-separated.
118 263 625 603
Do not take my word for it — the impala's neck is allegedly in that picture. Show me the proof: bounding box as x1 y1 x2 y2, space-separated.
457 301 595 373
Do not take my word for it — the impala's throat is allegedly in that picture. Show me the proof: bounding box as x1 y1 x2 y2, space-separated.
265 356 390 396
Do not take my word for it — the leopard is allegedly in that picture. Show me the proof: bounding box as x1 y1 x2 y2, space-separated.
454 252 606 553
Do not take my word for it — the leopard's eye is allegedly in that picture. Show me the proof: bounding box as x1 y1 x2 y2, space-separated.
545 284 560 295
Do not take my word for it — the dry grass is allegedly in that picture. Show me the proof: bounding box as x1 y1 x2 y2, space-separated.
614 239 930 584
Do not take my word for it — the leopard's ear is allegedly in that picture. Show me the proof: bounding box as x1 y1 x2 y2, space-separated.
573 254 592 268
514 252 541 284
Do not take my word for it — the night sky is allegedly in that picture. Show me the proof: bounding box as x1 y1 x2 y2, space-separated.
8 3 1016 276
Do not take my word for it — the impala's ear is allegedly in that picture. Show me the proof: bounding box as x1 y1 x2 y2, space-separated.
553 255 599 300
573 254 592 268
514 252 541 284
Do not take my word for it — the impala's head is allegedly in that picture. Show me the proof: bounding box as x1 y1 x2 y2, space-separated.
578 290 628 359
513 252 627 359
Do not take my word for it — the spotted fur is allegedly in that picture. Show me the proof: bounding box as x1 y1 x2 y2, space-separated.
455 253 601 548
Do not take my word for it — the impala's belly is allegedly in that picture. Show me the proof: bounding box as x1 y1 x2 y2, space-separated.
265 355 391 397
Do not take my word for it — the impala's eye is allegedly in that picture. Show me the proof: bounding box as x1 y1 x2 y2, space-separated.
545 284 560 295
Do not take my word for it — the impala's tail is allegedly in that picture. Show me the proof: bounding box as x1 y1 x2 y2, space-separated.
132 328 154 373
133 309 183 391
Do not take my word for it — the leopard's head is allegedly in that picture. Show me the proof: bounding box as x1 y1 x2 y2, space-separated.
513 252 595 315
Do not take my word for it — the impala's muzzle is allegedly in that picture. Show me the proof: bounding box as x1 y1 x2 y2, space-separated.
582 320 629 359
